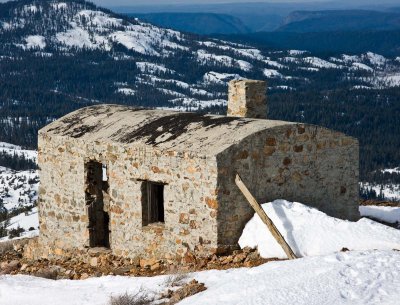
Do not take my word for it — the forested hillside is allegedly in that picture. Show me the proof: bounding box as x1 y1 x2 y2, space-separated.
0 0 399 184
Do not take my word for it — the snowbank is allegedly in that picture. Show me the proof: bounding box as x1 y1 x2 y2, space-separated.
360 205 400 224
1 250 400 305
239 200 400 259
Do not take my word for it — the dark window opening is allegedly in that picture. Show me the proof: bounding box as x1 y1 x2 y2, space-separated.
85 161 110 248
142 181 165 226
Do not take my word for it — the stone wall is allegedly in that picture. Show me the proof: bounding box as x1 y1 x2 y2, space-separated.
37 133 219 259
227 80 267 119
216 124 359 250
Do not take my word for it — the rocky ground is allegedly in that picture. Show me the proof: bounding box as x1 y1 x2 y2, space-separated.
0 238 273 281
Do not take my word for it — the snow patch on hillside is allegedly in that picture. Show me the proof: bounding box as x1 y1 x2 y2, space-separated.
304 57 339 69
288 50 308 55
202 72 242 84
0 208 39 241
0 167 38 211
360 182 400 201
0 142 37 162
351 62 373 72
136 62 174 74
381 167 400 174
364 52 386 66
157 88 186 98
239 200 400 259
51 2 68 10
263 68 283 78
25 35 46 49
264 59 286 69
116 88 135 96
236 60 252 71
56 27 109 50
196 50 233 67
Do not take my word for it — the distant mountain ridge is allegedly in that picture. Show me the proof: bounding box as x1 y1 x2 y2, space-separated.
278 10 400 32
134 13 250 35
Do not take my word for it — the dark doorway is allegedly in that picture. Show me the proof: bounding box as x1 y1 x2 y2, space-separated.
85 161 110 248
142 181 165 226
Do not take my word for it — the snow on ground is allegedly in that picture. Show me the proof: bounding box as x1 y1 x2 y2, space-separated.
381 167 400 174
136 62 174 74
196 49 233 67
51 2 68 10
281 56 299 63
25 35 46 49
263 59 286 69
360 205 400 224
202 71 242 84
299 66 320 72
137 75 190 89
364 52 386 66
0 167 38 211
197 41 263 61
0 208 39 241
351 62 373 72
189 88 213 97
239 200 400 259
236 59 252 71
381 74 400 87
56 27 108 50
352 85 372 90
361 182 400 201
1 250 400 305
288 50 308 55
54 9 188 56
303 57 339 69
263 68 283 78
196 50 252 72
157 88 186 98
116 88 135 96
0 142 37 162
168 98 226 111
342 54 360 63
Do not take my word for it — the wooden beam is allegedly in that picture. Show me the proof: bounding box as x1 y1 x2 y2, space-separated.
235 174 297 260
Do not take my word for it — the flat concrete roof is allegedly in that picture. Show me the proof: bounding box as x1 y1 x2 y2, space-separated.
40 104 297 155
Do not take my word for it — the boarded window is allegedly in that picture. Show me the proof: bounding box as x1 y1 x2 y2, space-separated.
142 181 165 226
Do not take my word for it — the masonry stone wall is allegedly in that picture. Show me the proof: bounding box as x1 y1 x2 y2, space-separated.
38 133 219 259
216 124 359 250
227 80 267 119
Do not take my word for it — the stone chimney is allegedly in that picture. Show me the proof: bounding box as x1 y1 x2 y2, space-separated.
227 79 267 119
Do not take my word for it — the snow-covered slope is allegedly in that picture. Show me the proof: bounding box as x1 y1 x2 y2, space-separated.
1 1 400 111
1 250 400 305
0 142 37 162
239 200 400 259
0 143 38 240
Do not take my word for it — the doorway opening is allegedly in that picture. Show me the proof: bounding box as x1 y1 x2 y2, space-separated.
85 160 110 248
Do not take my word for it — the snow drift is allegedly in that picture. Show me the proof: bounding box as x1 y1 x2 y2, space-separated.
239 200 400 259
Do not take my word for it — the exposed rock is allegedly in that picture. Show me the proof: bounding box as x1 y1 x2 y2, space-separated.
89 257 98 267
167 279 207 305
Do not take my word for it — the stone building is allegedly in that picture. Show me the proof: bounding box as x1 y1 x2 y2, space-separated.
36 79 359 259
